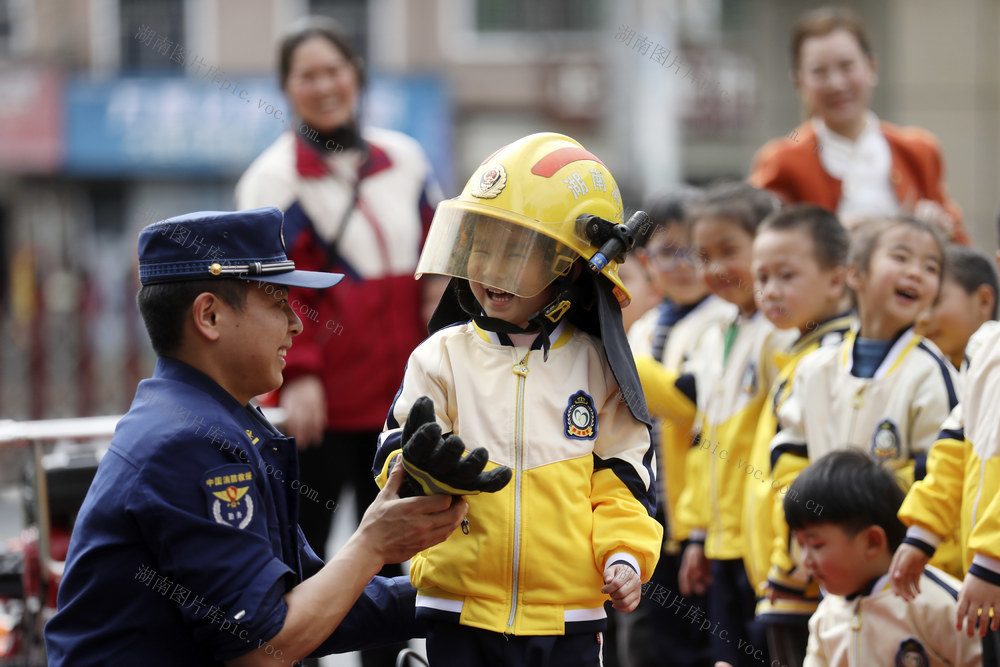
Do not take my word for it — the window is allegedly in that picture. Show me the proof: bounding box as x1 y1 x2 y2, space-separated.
119 0 184 70
475 0 600 32
0 0 29 55
309 0 368 61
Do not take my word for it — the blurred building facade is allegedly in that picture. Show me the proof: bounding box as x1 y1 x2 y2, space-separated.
0 0 997 420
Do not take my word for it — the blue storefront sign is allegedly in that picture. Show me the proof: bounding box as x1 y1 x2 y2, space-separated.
64 73 452 185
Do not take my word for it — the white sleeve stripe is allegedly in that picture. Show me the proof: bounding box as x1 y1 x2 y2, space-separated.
604 552 641 580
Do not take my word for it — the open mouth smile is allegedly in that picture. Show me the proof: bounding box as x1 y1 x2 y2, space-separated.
485 288 514 303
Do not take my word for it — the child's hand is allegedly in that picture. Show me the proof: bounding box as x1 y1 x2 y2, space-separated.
679 543 712 597
957 573 1000 637
601 564 641 613
889 543 930 601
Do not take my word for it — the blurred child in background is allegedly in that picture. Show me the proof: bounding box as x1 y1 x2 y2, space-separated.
675 182 795 667
915 244 997 372
892 217 1000 663
623 188 735 667
767 216 962 599
740 204 853 666
790 451 979 666
716 450 982 667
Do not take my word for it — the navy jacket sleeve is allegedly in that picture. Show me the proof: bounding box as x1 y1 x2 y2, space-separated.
130 425 294 661
311 575 427 656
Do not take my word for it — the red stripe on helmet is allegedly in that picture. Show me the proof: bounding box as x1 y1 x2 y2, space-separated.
530 147 605 178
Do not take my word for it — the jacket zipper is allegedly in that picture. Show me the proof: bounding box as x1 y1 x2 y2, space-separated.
850 605 862 666
506 352 530 632
847 386 865 445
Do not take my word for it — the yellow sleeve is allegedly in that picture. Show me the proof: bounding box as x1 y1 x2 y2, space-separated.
591 381 664 581
898 411 966 542
767 370 811 593
634 355 698 429
634 354 699 544
373 339 453 489
768 450 810 593
967 453 1000 564
675 424 710 540
742 378 785 593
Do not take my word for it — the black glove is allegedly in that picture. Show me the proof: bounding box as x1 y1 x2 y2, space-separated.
393 396 512 498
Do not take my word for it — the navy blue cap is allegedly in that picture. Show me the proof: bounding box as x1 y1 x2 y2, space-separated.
137 207 343 289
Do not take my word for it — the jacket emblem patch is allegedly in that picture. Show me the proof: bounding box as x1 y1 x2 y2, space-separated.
565 390 598 440
203 465 256 530
871 418 901 462
895 638 929 666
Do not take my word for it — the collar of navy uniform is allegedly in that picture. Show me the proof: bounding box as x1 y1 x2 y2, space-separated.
153 356 281 441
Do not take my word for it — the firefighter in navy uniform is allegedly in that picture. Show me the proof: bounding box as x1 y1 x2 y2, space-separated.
44 208 477 666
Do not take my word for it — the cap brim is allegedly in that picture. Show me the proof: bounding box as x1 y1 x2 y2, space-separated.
246 270 344 289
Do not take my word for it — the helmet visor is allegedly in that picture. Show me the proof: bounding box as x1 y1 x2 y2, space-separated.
416 202 577 298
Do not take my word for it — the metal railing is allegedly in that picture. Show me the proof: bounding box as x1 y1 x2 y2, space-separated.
0 408 287 604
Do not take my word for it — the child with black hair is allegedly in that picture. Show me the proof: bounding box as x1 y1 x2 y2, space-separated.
767 216 960 578
374 133 662 667
623 188 735 667
786 451 980 666
915 244 998 372
675 182 797 667
891 213 1000 663
629 188 737 549
742 204 853 666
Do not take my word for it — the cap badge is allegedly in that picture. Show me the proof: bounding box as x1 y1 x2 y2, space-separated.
471 163 507 199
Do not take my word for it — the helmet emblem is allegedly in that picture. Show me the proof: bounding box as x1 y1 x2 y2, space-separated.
471 163 507 199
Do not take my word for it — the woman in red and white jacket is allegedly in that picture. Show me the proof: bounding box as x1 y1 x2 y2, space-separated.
235 16 442 667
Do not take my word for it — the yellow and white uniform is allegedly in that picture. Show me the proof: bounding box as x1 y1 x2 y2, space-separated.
627 295 737 371
628 295 737 549
740 314 854 615
770 328 961 577
804 569 981 667
675 311 796 559
899 321 1000 582
375 320 662 636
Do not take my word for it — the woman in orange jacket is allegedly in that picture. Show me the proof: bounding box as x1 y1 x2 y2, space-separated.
748 6 968 244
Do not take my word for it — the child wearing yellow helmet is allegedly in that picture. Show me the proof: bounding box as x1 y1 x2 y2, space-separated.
373 133 662 666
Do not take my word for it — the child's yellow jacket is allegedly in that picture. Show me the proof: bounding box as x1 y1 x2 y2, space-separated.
675 312 796 560
375 320 662 635
741 314 853 617
899 321 1000 580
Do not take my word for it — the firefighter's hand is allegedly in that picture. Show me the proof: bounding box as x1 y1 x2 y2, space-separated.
395 397 512 498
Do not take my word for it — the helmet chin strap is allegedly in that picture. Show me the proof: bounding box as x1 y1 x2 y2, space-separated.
455 278 591 360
